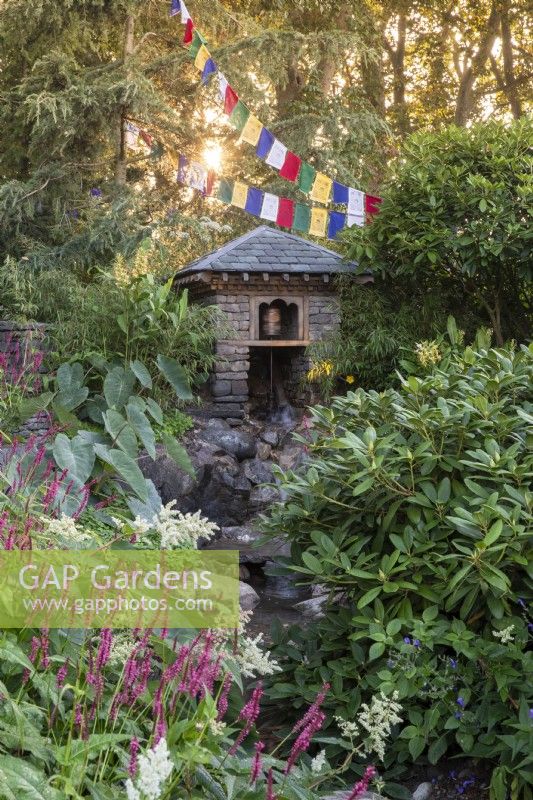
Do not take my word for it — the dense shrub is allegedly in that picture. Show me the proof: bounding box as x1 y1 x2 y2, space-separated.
264 324 533 799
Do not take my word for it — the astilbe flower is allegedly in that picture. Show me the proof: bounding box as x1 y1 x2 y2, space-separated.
125 737 173 800
347 765 377 800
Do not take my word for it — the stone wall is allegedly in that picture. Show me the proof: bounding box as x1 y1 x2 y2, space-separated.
0 320 49 438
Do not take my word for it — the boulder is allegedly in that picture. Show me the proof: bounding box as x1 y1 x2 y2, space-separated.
200 419 256 461
239 581 260 611
242 458 274 485
256 442 272 461
261 429 279 447
412 784 433 800
207 525 290 564
294 596 327 620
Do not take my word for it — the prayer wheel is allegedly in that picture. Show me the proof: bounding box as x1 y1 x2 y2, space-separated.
262 306 282 337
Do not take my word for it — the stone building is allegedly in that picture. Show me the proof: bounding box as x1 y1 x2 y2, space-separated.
174 226 370 419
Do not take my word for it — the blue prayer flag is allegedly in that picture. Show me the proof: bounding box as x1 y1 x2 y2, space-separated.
170 0 180 16
245 187 264 216
177 155 188 184
333 181 349 204
327 211 346 240
256 128 275 159
201 58 217 84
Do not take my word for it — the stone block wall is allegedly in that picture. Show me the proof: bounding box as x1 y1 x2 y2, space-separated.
308 295 340 341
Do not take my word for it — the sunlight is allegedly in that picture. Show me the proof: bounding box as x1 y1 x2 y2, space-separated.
203 143 222 171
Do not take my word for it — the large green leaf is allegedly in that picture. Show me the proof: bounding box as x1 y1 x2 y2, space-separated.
0 754 61 800
103 410 138 457
94 445 148 501
127 403 156 459
130 359 152 389
55 363 88 411
103 367 136 410
162 433 194 476
53 433 95 484
156 355 193 400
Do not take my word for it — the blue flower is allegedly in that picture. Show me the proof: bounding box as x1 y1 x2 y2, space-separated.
90 187 102 197
413 638 421 647
403 636 411 644
456 697 465 707
449 658 458 669
454 711 462 719
529 708 533 719
518 597 526 609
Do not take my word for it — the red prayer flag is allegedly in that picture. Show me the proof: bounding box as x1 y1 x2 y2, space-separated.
276 197 295 228
279 151 301 182
206 170 216 196
365 194 382 215
183 18 194 45
224 85 239 116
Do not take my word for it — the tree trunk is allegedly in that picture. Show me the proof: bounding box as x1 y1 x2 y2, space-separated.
115 14 135 186
500 0 522 118
275 57 305 117
454 0 501 126
384 13 409 133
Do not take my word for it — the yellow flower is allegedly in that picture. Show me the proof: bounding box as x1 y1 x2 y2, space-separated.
345 375 355 384
306 360 335 382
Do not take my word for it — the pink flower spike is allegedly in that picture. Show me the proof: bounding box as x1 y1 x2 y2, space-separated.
129 737 140 777
347 766 378 800
292 682 330 733
250 741 265 784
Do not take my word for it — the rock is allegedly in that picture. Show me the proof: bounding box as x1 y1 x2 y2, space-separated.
261 429 279 447
277 444 306 471
412 783 433 800
239 565 251 580
242 458 274 485
256 442 272 461
200 419 257 461
294 596 327 620
249 485 280 509
239 581 260 611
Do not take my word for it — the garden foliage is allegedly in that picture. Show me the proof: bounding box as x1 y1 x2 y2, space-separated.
264 322 533 798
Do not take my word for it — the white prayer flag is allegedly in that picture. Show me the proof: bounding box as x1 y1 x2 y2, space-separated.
265 139 287 170
260 193 280 221
346 214 365 228
218 73 229 104
186 161 208 192
347 188 365 216
180 0 191 23
125 122 140 149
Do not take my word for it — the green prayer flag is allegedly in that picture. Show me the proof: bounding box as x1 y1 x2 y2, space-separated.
298 163 316 194
189 31 207 59
217 178 234 204
229 100 250 133
292 203 311 232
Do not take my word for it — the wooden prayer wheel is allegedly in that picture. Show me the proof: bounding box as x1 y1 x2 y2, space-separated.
262 306 282 337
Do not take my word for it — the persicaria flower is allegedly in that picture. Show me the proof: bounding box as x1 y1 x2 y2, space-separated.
347 765 377 800
250 741 265 784
292 682 329 734
285 710 325 773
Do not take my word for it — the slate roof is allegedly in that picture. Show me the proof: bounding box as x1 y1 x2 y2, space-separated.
176 226 357 275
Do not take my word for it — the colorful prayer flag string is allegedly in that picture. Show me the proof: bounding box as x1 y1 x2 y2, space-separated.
172 0 382 211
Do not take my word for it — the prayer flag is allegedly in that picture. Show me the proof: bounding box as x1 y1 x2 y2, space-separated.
279 151 301 182
180 0 191 23
298 163 316 194
183 18 194 44
177 154 188 183
327 211 346 240
333 181 349 204
229 100 250 132
256 128 275 159
310 172 332 204
309 207 328 237
245 187 263 216
217 178 234 204
231 181 249 209
276 197 295 228
201 58 217 84
170 0 180 17
240 114 263 147
346 214 365 227
366 194 382 215
218 73 229 103
293 203 311 232
224 85 239 116
189 31 206 58
347 188 364 215
194 44 210 72
260 193 279 222
125 122 140 149
206 170 216 196
265 139 287 170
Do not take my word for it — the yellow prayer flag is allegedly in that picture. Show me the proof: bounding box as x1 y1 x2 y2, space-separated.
194 44 211 72
240 115 263 147
310 172 332 204
309 207 328 237
231 181 249 209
